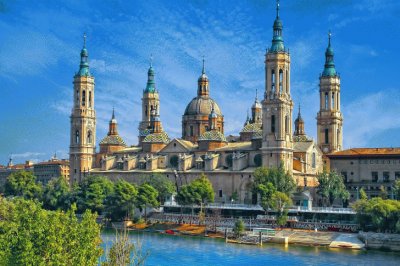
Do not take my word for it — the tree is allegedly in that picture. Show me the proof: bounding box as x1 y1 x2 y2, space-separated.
42 176 72 211
4 170 42 199
317 170 350 207
394 180 400 200
255 182 276 215
190 173 214 204
106 179 138 221
0 196 102 265
271 192 292 226
143 174 175 204
359 187 368 201
76 175 114 214
379 185 388 200
233 218 245 238
253 163 296 196
136 183 159 221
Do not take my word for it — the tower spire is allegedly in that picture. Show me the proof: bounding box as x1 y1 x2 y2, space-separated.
77 33 90 76
276 0 280 18
255 89 258 101
145 58 156 93
270 0 285 52
83 32 86 48
322 30 336 77
202 56 205 74
112 107 115 120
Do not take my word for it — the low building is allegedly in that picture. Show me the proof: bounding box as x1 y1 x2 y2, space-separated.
34 158 70 184
326 148 400 200
0 159 34 188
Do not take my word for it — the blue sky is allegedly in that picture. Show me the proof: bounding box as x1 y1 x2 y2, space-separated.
1 0 400 164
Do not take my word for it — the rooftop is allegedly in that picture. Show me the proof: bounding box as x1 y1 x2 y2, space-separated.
327 148 400 157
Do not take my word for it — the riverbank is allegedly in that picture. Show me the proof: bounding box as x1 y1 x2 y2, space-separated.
110 221 367 250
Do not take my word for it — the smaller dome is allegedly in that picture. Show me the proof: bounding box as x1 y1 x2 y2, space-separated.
198 73 208 82
198 130 227 142
273 18 283 29
100 135 126 146
252 100 262 109
184 96 222 116
80 48 88 57
143 131 170 144
241 123 262 133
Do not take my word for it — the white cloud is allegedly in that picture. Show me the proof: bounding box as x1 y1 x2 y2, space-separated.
12 152 44 158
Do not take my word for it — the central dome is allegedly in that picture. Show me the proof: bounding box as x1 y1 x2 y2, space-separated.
184 96 222 116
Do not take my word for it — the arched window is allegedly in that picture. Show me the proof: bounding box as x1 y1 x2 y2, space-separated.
82 90 86 106
332 93 335 109
312 153 316 168
285 115 289 134
271 69 275 95
87 130 92 144
76 90 79 102
145 105 148 116
88 91 92 107
271 115 276 133
286 69 289 93
75 130 80 144
325 128 329 144
279 69 283 94
325 92 328 109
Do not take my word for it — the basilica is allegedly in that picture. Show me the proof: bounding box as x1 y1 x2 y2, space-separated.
69 3 344 204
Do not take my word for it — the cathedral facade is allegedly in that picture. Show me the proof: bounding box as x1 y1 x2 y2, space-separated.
69 4 338 203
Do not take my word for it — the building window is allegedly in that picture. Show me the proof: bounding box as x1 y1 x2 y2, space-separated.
88 91 92 107
383 172 390 183
325 92 328 109
76 90 79 102
271 69 275 94
271 115 275 133
190 126 194 137
279 69 283 94
219 189 223 198
332 93 335 109
341 171 348 183
285 115 289 134
254 154 262 167
169 155 179 168
371 172 378 183
75 130 80 144
225 154 233 168
325 129 329 144
312 153 316 168
87 130 92 144
82 90 86 106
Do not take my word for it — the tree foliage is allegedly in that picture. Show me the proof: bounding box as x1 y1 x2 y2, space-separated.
255 182 276 214
233 218 245 238
4 170 42 199
176 174 214 206
0 197 102 265
136 183 159 220
75 175 114 214
352 197 400 232
143 174 175 204
359 187 368 201
271 192 292 226
253 164 296 196
394 180 400 200
106 179 138 221
316 170 350 207
42 176 71 211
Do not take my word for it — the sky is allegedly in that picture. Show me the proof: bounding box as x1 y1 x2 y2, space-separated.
1 0 400 164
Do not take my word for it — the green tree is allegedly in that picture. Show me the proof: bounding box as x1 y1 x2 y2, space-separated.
359 187 368 201
143 174 175 204
136 183 159 221
233 218 245 238
379 185 388 200
317 170 350 207
190 173 215 204
4 170 42 199
271 192 292 226
253 163 296 196
394 180 400 200
0 197 102 265
255 182 276 215
106 179 138 221
76 175 114 214
42 176 72 211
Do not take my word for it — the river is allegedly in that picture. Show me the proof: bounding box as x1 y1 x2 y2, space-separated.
101 231 400 266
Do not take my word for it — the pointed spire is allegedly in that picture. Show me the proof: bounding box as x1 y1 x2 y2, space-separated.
150 53 153 67
255 89 258 101
270 0 285 52
202 56 205 74
322 30 337 77
145 57 156 93
77 33 91 76
112 107 115 120
297 104 303 121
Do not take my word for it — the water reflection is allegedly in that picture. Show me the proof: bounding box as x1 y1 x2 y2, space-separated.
101 231 400 266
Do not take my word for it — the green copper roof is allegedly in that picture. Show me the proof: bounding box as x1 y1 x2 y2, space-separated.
198 130 227 142
144 65 156 93
76 34 91 77
322 32 337 77
270 1 285 53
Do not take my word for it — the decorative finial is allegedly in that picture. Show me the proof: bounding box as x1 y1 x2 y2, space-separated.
202 56 205 74
328 30 332 46
255 89 258 101
112 107 115 120
83 33 87 48
150 54 153 67
276 0 280 18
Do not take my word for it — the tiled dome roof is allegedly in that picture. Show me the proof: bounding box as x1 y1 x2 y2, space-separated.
184 96 222 116
100 135 126 146
198 130 227 142
241 123 262 133
252 131 263 140
143 131 170 144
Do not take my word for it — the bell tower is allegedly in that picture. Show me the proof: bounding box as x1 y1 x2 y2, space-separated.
139 58 161 144
262 0 294 173
317 32 343 154
69 34 96 183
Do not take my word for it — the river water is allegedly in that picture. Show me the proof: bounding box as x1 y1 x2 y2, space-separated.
101 231 400 266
